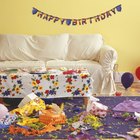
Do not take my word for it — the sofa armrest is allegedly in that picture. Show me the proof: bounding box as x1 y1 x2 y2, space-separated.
98 45 117 95
99 45 117 73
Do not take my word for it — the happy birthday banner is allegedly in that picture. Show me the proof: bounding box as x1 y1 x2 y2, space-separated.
32 4 122 26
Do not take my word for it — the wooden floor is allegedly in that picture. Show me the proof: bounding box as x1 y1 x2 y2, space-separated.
116 82 140 96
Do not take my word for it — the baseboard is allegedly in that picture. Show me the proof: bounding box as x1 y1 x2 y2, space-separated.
114 72 140 83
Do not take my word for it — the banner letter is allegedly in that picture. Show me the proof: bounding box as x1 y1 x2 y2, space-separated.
48 15 54 21
43 14 49 20
54 17 59 23
101 13 106 20
37 12 44 18
106 11 112 18
72 19 77 25
94 15 100 22
61 19 65 25
82 19 87 25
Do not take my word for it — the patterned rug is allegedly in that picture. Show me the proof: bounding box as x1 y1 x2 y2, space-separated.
0 96 140 140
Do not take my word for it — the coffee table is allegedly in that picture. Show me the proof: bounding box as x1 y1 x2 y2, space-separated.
0 68 93 98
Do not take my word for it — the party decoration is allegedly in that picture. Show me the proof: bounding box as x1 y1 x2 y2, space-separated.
83 113 103 130
9 123 60 136
112 112 136 122
32 8 38 15
116 5 122 12
86 97 108 118
134 112 140 122
17 117 39 126
18 92 38 107
68 133 100 140
98 128 135 140
115 91 122 96
113 99 140 112
39 109 66 125
135 66 140 80
0 114 17 129
66 19 72 25
0 104 9 119
39 103 66 125
127 128 140 138
11 96 46 116
121 72 134 89
32 4 122 26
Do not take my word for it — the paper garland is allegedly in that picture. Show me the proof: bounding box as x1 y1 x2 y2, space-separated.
32 4 122 26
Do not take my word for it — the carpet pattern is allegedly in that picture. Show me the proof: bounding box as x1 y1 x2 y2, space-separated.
0 96 140 140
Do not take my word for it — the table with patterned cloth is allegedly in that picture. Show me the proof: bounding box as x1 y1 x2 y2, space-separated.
0 68 93 98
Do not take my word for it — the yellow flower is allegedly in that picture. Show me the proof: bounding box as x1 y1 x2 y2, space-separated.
32 81 37 86
80 73 85 77
38 86 43 90
42 74 49 79
53 81 59 87
84 86 89 91
15 86 20 93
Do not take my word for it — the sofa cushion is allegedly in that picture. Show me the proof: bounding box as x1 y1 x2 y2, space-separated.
33 34 69 61
46 60 102 75
0 34 38 61
0 61 46 72
65 34 103 61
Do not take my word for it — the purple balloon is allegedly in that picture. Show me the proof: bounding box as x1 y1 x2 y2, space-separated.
121 72 134 89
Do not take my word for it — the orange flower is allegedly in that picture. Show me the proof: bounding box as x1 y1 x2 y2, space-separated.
32 81 37 86
38 86 43 90
66 85 72 89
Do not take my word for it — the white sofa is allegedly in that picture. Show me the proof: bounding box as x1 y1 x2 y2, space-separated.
0 33 117 96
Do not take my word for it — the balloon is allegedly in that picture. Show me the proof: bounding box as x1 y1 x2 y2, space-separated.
0 104 9 119
135 66 140 80
121 72 134 89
